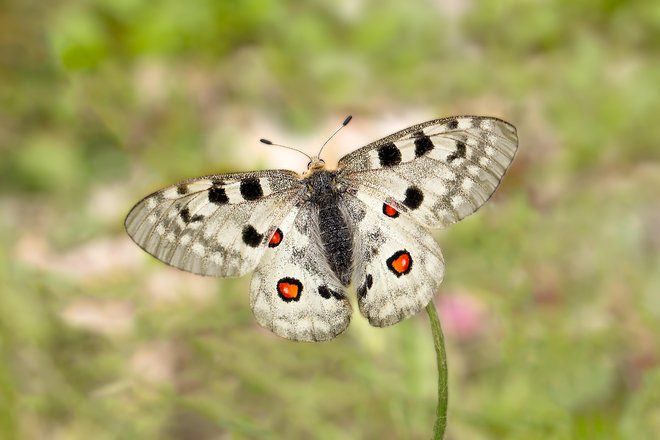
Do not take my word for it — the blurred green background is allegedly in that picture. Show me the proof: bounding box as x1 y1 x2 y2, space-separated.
1 0 659 439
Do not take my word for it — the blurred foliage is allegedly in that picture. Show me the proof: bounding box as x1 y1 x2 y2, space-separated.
1 0 659 439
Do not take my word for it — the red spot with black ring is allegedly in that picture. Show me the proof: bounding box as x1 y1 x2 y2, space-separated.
277 277 302 302
386 250 412 277
268 228 283 247
382 203 399 218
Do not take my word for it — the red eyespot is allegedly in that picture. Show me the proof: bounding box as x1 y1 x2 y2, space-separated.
268 228 283 247
386 250 412 276
382 203 399 218
277 277 302 302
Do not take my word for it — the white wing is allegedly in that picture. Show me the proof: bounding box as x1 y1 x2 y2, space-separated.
250 205 352 342
125 170 303 277
338 116 518 228
343 192 445 327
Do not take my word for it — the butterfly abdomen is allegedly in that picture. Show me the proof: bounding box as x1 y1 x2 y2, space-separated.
306 170 354 286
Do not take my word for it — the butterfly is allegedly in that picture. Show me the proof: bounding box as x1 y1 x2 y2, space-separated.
125 115 518 342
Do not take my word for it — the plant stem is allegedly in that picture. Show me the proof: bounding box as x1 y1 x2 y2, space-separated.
426 302 448 439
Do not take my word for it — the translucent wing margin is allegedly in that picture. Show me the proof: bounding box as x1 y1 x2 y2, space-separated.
338 116 518 228
124 170 303 277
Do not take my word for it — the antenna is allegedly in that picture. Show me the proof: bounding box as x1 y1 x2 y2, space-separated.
317 114 352 158
259 138 312 161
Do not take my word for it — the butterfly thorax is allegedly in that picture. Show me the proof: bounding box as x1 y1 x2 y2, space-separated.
303 169 354 287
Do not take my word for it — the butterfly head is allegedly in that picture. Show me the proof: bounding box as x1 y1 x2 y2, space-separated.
306 156 326 174
261 114 352 176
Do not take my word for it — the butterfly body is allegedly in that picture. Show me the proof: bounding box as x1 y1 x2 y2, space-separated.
126 116 518 341
303 167 355 286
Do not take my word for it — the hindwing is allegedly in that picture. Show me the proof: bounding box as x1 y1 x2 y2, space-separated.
250 205 352 342
344 192 445 327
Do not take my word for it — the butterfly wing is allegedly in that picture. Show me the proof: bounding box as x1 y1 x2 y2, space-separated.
343 192 444 327
125 170 303 277
250 204 352 342
338 116 518 228
338 116 517 326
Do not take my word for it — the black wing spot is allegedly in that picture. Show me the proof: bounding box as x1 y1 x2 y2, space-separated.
242 225 263 247
208 186 229 204
403 186 424 210
318 285 344 300
377 142 402 167
447 140 466 163
357 274 373 299
319 285 331 299
240 178 263 201
357 284 367 299
447 119 459 130
414 134 434 157
180 207 191 223
180 207 203 223
176 184 189 195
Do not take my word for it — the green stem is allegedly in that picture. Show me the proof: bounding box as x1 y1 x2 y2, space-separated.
426 302 448 440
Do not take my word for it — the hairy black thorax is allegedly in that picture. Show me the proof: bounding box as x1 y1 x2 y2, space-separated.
304 170 353 286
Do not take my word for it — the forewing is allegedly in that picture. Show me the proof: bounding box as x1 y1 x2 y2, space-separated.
338 116 518 228
250 205 352 342
345 192 445 327
125 170 303 277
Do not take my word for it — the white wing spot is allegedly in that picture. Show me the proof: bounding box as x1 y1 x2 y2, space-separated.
451 195 465 209
485 146 495 156
162 188 181 200
457 118 472 130
146 198 157 209
203 225 218 239
467 165 481 176
481 119 494 130
441 168 457 181
192 242 206 256
437 208 450 220
479 157 491 167
211 252 223 265
165 232 176 243
187 221 202 230
147 214 158 224
461 178 475 191
179 235 191 245
155 224 166 235
435 183 449 196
